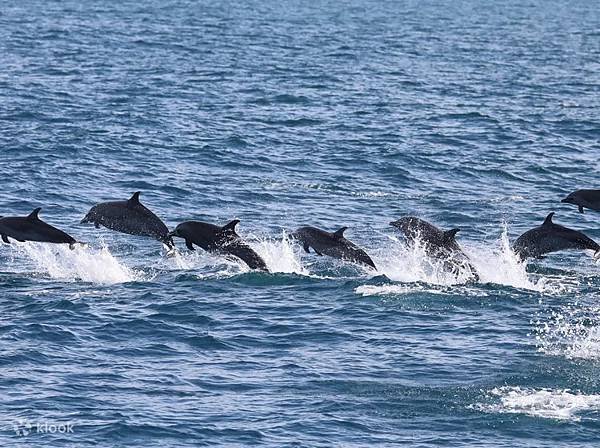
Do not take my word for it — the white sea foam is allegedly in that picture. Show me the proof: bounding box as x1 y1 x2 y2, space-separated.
7 242 138 284
534 305 600 360
355 283 445 297
475 386 600 421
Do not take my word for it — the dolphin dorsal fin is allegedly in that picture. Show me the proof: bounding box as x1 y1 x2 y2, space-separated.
542 212 555 226
443 228 460 241
128 191 141 205
221 219 240 234
333 227 348 239
27 207 42 221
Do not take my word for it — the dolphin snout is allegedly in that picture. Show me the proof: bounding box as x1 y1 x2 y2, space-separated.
560 198 569 203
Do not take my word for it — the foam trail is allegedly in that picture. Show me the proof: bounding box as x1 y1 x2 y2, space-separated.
474 386 600 421
8 242 137 285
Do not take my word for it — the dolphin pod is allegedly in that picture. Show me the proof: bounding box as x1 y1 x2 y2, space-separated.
562 189 600 214
1 189 599 279
169 219 268 271
513 213 600 260
390 217 479 282
291 226 377 270
81 192 175 250
0 208 80 249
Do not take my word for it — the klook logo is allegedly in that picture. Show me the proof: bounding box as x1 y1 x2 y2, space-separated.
13 419 74 436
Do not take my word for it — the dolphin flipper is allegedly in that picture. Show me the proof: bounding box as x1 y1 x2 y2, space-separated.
303 242 310 253
1 234 10 244
185 240 195 251
579 205 584 214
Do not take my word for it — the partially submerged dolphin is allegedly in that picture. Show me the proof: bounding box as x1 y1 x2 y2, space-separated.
561 189 600 213
0 208 78 248
169 219 268 271
390 217 479 281
291 226 377 269
513 212 600 260
81 192 174 249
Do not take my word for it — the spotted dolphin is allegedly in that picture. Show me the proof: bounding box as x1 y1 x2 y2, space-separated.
0 208 78 248
561 189 600 214
169 219 268 271
390 216 479 282
81 191 174 249
291 226 376 269
513 212 600 260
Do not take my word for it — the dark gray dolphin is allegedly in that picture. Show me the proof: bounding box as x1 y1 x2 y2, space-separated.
561 189 600 213
81 192 174 249
169 220 268 271
389 217 479 282
291 226 377 270
513 212 600 260
0 208 78 248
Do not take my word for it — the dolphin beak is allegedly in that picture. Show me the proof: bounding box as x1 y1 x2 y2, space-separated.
560 198 568 203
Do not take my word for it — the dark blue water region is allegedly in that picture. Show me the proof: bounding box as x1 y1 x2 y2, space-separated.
1 0 600 446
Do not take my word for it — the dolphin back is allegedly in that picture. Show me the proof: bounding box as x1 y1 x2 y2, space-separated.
82 193 173 248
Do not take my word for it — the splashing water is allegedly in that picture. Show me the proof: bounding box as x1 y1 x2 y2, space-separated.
466 225 547 291
5 242 138 285
250 231 307 275
534 304 600 360
473 386 600 421
163 247 248 278
357 224 560 296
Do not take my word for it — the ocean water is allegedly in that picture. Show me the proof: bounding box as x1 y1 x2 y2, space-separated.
1 0 600 446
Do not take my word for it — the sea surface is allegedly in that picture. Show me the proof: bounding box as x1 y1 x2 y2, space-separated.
1 0 600 446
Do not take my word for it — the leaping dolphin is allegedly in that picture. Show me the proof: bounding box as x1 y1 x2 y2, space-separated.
513 212 600 260
389 216 479 282
0 208 78 248
169 219 268 271
291 226 377 270
561 189 600 214
81 191 174 249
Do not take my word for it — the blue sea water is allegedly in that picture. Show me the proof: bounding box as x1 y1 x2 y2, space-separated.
1 0 600 446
